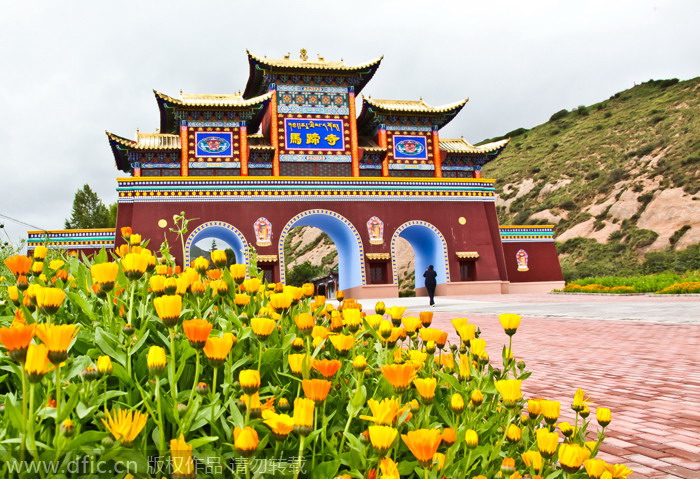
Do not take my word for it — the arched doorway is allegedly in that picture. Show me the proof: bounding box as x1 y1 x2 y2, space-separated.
278 210 366 291
184 221 249 268
391 221 450 291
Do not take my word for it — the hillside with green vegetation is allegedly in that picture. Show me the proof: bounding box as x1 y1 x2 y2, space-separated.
481 78 700 280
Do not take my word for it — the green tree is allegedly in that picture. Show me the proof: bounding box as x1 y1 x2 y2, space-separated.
286 261 323 286
64 184 112 229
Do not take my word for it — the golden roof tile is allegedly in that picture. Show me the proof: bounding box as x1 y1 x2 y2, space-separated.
247 49 382 72
154 89 273 108
106 131 181 150
440 138 510 154
363 96 469 114
456 251 480 259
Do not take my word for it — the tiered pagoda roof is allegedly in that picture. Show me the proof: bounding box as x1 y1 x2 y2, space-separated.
155 89 273 133
243 50 382 99
356 96 469 135
439 137 510 156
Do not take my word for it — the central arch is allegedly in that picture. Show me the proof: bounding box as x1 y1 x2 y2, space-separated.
184 221 249 268
278 209 366 290
391 220 450 289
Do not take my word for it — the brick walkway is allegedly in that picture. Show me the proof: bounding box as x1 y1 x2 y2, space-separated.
432 312 700 478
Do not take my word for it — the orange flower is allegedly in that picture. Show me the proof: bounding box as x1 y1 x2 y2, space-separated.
24 344 53 382
401 429 443 468
5 255 33 277
295 313 315 334
419 311 433 327
203 333 236 366
381 363 415 393
36 324 79 365
312 359 341 378
0 323 36 362
182 319 213 350
414 378 437 404
302 379 332 403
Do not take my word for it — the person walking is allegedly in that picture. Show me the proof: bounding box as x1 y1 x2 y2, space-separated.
423 265 437 306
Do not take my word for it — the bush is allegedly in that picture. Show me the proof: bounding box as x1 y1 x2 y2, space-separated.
549 109 569 122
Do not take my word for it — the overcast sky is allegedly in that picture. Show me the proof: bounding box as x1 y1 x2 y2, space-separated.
1 0 698 246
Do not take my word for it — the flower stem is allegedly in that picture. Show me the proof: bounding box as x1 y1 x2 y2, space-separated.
53 364 62 457
156 379 165 456
293 435 306 479
186 350 201 406
168 330 179 426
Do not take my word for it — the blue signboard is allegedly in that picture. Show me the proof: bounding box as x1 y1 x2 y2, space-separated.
284 118 345 151
195 131 233 157
393 135 428 160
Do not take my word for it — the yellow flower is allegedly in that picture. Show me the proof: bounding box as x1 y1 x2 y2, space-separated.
402 317 422 336
386 306 406 321
229 263 247 282
584 459 608 479
129 234 142 245
451 393 465 414
35 287 66 315
262 410 294 440
24 343 53 382
288 353 310 375
401 429 443 468
465 429 478 448
470 389 484 407
210 250 228 268
203 333 236 366
558 443 590 473
329 334 354 355
239 369 261 395
528 398 543 417
182 318 213 349
233 426 259 457
251 317 276 340
374 301 385 315
381 363 415 393
170 434 195 479
506 424 522 442
359 397 410 426
154 295 182 328
234 294 250 306
301 282 314 297
147 345 167 376
342 309 362 332
193 256 210 274
121 253 149 280
369 425 398 454
414 378 437 404
572 388 592 412
456 323 476 342
149 275 166 294
101 409 148 446
36 323 79 365
541 399 561 424
558 421 575 437
536 428 559 457
91 262 119 292
270 292 293 310
353 355 368 372
606 463 634 478
470 338 486 357
97 355 113 376
242 277 261 293
596 407 612 427
495 379 522 408
378 457 400 479
499 313 521 336
294 313 315 334
33 246 48 261
522 450 543 472
293 397 315 435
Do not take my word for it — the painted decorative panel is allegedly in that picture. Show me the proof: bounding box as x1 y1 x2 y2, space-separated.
195 132 233 157
284 118 345 151
277 85 349 115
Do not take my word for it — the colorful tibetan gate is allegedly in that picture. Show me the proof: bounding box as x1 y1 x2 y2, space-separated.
28 50 563 298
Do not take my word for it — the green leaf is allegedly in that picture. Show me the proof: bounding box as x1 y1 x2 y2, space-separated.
312 459 340 479
67 291 95 321
348 385 366 415
94 327 126 367
189 436 220 449
129 329 150 356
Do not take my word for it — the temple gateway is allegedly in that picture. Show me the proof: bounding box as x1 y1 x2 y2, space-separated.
28 50 564 298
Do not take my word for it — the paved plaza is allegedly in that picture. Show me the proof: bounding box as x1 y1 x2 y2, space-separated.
391 293 700 478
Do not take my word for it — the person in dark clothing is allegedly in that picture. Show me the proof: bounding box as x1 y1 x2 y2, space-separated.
423 265 437 306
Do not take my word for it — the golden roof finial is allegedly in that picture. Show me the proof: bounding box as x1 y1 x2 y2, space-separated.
299 48 308 61
156 127 160 133
317 53 324 61
284 52 291 60
179 89 183 97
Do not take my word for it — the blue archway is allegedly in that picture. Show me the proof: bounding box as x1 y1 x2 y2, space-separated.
184 221 249 268
391 221 450 288
278 209 366 290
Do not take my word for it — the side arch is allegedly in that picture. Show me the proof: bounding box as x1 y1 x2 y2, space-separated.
278 209 366 290
184 221 249 268
390 220 450 288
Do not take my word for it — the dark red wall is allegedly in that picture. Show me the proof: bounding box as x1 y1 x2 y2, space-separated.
115 198 523 283
501 241 563 283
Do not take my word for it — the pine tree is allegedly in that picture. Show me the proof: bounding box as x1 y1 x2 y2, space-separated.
64 184 112 229
210 239 218 252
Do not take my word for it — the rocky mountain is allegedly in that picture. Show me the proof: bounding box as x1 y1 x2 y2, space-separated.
481 78 700 279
